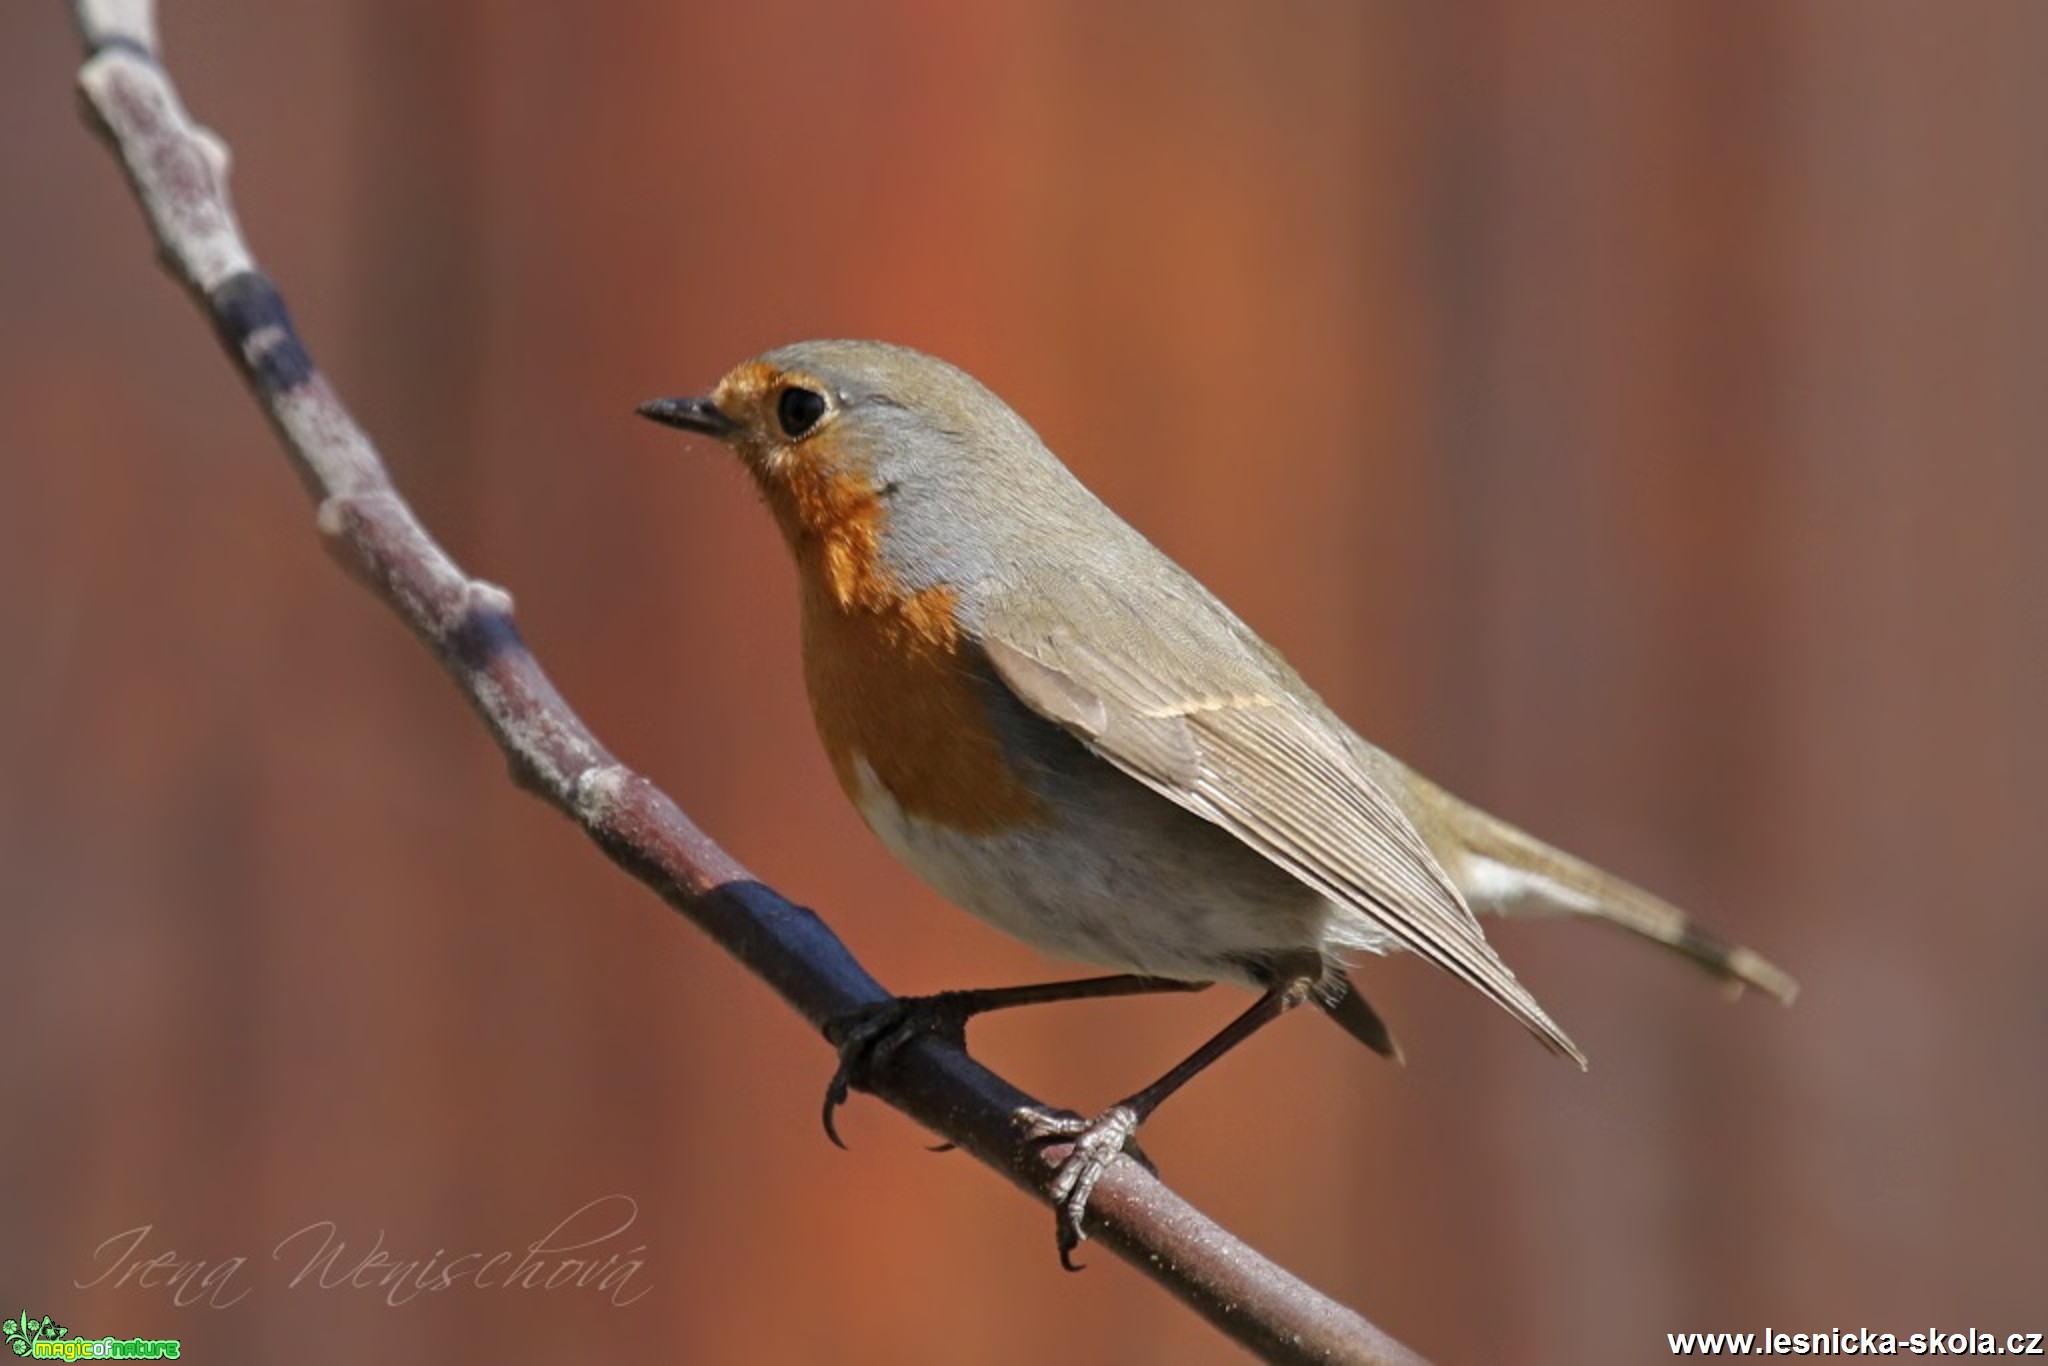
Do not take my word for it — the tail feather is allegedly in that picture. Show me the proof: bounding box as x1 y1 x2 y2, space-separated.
1398 771 1799 1006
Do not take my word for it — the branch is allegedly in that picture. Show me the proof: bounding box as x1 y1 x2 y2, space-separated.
65 5 1428 1362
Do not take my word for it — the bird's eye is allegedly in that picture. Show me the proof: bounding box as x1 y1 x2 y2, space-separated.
776 386 828 439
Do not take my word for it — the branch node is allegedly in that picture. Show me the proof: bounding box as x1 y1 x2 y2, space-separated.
467 579 516 618
312 492 354 543
571 763 635 826
78 47 252 291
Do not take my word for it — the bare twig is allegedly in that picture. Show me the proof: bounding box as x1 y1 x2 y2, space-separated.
65 5 1429 1363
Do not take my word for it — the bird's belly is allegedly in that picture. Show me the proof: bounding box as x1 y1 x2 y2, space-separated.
846 755 1342 985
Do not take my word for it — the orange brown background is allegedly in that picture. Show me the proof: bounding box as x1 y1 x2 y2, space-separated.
3 3 2042 1363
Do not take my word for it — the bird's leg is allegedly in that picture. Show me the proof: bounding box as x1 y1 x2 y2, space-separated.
821 974 1209 1146
1022 970 1318 1269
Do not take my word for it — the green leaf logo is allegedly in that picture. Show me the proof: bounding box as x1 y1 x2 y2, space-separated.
1 1311 68 1355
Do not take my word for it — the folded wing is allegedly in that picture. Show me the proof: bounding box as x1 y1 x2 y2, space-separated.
979 580 1584 1067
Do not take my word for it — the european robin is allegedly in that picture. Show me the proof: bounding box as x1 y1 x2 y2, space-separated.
638 340 1796 1263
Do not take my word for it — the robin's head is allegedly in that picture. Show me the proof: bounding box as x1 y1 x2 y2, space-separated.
639 340 1082 598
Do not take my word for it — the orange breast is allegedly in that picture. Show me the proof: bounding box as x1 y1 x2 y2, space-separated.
802 580 1047 834
763 459 1046 835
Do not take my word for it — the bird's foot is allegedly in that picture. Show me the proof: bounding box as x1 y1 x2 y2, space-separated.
820 994 976 1147
1019 1103 1155 1270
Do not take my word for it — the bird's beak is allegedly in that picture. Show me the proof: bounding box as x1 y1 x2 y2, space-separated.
636 395 736 438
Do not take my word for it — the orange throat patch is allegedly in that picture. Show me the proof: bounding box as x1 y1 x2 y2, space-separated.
761 460 1046 836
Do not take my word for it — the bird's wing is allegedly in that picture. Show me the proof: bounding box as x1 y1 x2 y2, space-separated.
979 578 1584 1065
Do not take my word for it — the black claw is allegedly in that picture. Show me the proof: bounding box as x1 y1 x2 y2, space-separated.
821 1064 855 1149
821 1001 896 1147
819 995 972 1147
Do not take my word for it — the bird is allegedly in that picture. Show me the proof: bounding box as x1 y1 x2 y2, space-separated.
638 339 1796 1264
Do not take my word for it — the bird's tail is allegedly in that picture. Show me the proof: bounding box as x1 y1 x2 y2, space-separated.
1397 770 1799 1006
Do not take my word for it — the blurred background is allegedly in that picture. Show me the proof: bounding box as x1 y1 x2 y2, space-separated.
4 3 2042 1362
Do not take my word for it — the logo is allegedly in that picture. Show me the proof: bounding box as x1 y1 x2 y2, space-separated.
3 1313 65 1357
3 1310 179 1360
